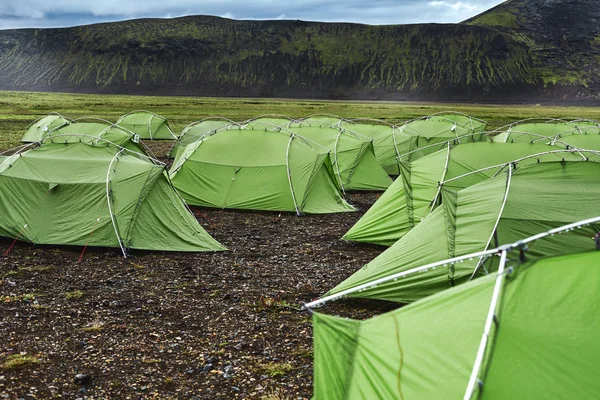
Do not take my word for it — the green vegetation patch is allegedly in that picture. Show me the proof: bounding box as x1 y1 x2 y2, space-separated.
468 10 518 29
1 354 39 370
255 361 294 378
64 290 85 300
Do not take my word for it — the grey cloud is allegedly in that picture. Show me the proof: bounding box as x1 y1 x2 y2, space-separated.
0 0 505 29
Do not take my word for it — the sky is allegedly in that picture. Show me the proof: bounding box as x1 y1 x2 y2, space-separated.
0 1 506 30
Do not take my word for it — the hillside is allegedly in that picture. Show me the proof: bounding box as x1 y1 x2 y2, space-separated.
465 0 600 101
0 0 598 102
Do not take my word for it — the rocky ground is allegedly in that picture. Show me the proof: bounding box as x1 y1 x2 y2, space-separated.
0 191 398 399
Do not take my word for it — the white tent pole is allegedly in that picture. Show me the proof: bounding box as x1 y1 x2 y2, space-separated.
303 248 500 309
148 113 155 140
391 125 402 173
333 129 346 194
471 164 513 278
428 142 451 214
286 134 301 216
106 149 128 258
303 215 600 309
463 249 509 400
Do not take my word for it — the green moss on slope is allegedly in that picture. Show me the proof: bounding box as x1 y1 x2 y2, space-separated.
468 10 518 29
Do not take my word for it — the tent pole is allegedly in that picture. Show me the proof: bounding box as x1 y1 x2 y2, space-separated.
285 134 301 216
471 164 513 279
333 129 345 194
463 249 509 400
428 142 451 214
303 248 500 309
148 113 154 140
106 149 128 258
391 125 402 174
303 216 600 309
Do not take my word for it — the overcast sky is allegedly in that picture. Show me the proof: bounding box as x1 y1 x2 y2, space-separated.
0 1 506 30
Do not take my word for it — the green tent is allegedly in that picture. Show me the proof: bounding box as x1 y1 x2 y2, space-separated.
170 117 238 159
298 115 346 127
570 119 600 134
21 113 70 143
0 141 225 254
48 118 150 155
343 142 590 246
286 123 392 191
313 249 600 399
341 119 415 175
426 112 487 133
559 131 600 150
243 115 296 127
169 123 355 214
397 116 485 161
326 159 600 303
492 123 600 150
116 110 176 140
492 120 580 143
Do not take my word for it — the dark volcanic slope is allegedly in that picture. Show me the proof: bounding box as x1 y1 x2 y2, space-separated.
0 0 598 102
466 0 600 101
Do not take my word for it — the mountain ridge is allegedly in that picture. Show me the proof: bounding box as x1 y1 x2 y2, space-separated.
0 0 598 103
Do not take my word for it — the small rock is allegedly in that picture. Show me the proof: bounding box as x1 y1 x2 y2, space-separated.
185 368 195 375
224 365 233 374
205 356 218 364
74 373 92 385
223 373 232 379
78 388 87 395
202 364 213 372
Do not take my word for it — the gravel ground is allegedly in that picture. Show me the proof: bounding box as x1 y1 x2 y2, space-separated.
0 191 398 399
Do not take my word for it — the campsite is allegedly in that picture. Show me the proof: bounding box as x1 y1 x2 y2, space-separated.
0 91 599 399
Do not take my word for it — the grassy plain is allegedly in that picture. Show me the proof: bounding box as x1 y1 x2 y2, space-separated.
1 90 598 152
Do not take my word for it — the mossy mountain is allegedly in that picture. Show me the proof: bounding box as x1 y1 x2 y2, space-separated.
0 0 598 102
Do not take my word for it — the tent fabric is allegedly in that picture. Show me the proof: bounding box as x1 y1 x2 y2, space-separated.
116 110 176 140
170 117 237 159
21 113 70 143
328 160 600 303
313 251 600 400
343 142 589 246
342 120 416 175
397 116 486 161
0 142 225 253
169 125 355 214
286 124 392 191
